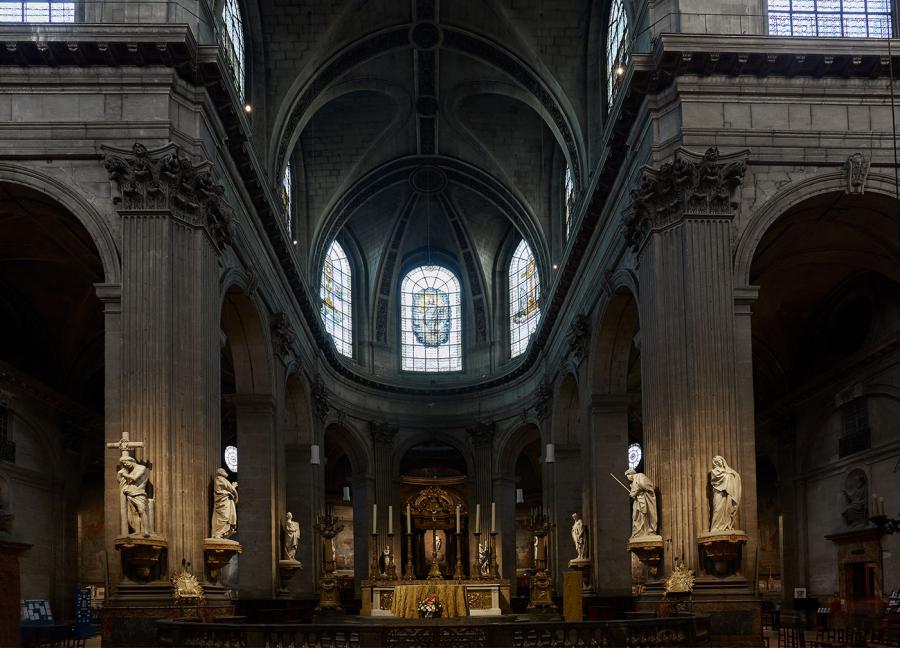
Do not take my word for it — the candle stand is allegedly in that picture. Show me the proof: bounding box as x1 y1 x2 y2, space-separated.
314 509 344 614
369 532 380 580
489 531 500 579
472 531 484 579
404 529 416 580
453 530 465 581
525 512 555 610
386 532 397 580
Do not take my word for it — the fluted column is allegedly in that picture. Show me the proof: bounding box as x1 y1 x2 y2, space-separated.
627 146 755 577
370 422 397 565
468 423 494 570
284 443 316 595
102 143 229 585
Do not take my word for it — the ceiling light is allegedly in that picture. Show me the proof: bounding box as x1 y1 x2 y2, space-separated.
553 264 558 270
243 103 252 113
292 240 298 245
615 66 625 76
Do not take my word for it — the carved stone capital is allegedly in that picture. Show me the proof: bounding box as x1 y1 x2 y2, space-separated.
270 312 298 369
625 147 749 253
533 379 552 421
312 376 330 421
369 420 398 445
565 314 591 363
102 142 235 252
466 421 495 447
845 152 870 195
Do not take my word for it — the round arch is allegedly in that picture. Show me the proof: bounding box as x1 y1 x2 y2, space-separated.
589 281 639 396
221 287 274 395
393 431 476 479
323 420 373 478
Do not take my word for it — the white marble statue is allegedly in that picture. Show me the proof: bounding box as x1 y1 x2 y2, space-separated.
709 455 742 532
118 454 150 535
282 512 300 560
571 513 586 560
211 468 238 539
626 468 658 538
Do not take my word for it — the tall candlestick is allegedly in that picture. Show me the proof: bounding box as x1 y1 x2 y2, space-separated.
373 503 378 535
491 502 496 534
456 505 461 534
406 503 412 533
388 505 393 535
475 503 481 534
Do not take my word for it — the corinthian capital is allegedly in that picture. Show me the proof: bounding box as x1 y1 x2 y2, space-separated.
101 142 236 252
624 147 749 253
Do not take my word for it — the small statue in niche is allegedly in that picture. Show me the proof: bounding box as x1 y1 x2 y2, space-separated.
709 455 742 532
282 512 300 561
571 513 586 560
211 468 238 539
626 468 658 538
841 470 868 528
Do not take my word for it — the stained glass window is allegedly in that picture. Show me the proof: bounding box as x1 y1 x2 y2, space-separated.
224 445 238 473
606 0 629 105
0 2 74 21
509 240 541 358
281 163 293 232
401 265 462 372
768 0 893 37
628 443 642 470
220 0 246 101
321 241 353 357
564 164 576 239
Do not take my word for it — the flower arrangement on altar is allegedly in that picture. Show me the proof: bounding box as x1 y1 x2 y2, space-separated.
417 594 442 619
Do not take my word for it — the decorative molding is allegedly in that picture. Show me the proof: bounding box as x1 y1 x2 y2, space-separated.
533 379 552 421
270 312 299 369
369 420 399 445
102 143 235 252
625 147 749 253
312 376 330 421
466 421 495 447
844 152 870 195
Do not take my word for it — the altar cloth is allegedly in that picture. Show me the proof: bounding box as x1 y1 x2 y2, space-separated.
390 582 469 618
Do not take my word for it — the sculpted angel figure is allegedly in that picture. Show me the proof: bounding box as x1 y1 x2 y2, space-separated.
709 455 742 532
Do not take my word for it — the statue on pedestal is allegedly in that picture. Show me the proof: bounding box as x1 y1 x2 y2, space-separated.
282 512 300 561
709 455 741 532
211 468 238 539
571 513 586 560
118 455 150 535
626 468 658 538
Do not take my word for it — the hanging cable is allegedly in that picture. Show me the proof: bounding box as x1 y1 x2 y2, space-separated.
888 36 900 245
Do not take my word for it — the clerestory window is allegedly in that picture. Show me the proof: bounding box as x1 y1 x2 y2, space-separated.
321 241 353 358
401 265 462 372
606 0 629 105
0 1 74 21
220 0 247 101
509 240 541 358
281 163 293 232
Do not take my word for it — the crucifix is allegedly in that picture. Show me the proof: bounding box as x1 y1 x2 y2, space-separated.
106 431 153 536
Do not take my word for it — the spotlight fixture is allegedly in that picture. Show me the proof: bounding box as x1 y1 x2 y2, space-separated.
553 264 558 270
616 66 625 76
244 103 252 113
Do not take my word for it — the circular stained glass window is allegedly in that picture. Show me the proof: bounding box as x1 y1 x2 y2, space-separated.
224 445 238 473
628 443 642 470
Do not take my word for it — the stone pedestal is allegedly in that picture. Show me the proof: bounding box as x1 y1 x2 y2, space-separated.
628 535 663 578
567 557 592 592
203 538 242 585
0 539 31 648
278 559 303 595
562 572 584 621
698 530 747 577
115 535 168 582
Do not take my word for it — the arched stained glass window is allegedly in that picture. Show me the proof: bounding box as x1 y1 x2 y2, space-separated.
606 0 629 105
0 1 74 21
321 241 352 357
768 0 892 37
220 0 246 101
509 240 541 358
401 266 462 372
281 163 293 232
564 164 576 239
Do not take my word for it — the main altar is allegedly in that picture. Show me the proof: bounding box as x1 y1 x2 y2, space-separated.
352 477 509 618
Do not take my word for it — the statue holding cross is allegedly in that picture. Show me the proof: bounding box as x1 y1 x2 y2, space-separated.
106 431 154 536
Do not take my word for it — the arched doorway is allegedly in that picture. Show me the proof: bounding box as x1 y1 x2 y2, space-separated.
0 181 106 617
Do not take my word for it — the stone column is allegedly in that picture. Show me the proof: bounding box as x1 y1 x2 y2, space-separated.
102 143 229 583
232 394 277 598
284 443 316 595
588 394 632 593
626 146 755 577
493 474 516 582
369 422 396 571
468 423 494 573
548 444 582 586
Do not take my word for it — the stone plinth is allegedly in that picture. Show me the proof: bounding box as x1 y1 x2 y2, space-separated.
563 572 583 621
203 538 242 585
698 530 747 577
567 557 592 592
278 558 303 595
115 535 168 581
628 535 663 578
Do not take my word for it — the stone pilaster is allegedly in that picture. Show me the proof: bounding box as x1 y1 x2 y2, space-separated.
284 443 316 595
232 394 277 598
468 422 494 567
547 443 582 586
588 394 632 593
627 146 755 577
369 421 397 563
102 143 227 585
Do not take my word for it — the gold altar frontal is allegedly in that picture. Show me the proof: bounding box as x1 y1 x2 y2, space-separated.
362 580 509 618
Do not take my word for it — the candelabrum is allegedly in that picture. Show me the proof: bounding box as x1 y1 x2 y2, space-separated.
426 511 443 580
870 512 900 534
525 511 555 610
453 530 465 581
404 529 416 580
314 508 344 614
489 531 500 579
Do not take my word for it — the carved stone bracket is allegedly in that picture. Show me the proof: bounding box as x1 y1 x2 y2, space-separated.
533 379 552 421
369 420 398 445
312 376 330 421
270 312 299 369
625 147 749 253
565 314 591 364
466 421 495 447
845 152 870 195
102 142 235 252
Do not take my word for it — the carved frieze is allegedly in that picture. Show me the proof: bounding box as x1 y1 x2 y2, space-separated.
102 143 235 251
270 312 298 368
625 147 748 253
369 420 399 445
845 152 870 195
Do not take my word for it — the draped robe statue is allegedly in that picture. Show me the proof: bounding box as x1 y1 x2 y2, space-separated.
709 455 742 532
571 513 586 560
626 469 658 538
282 512 300 560
118 456 149 535
212 468 239 539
